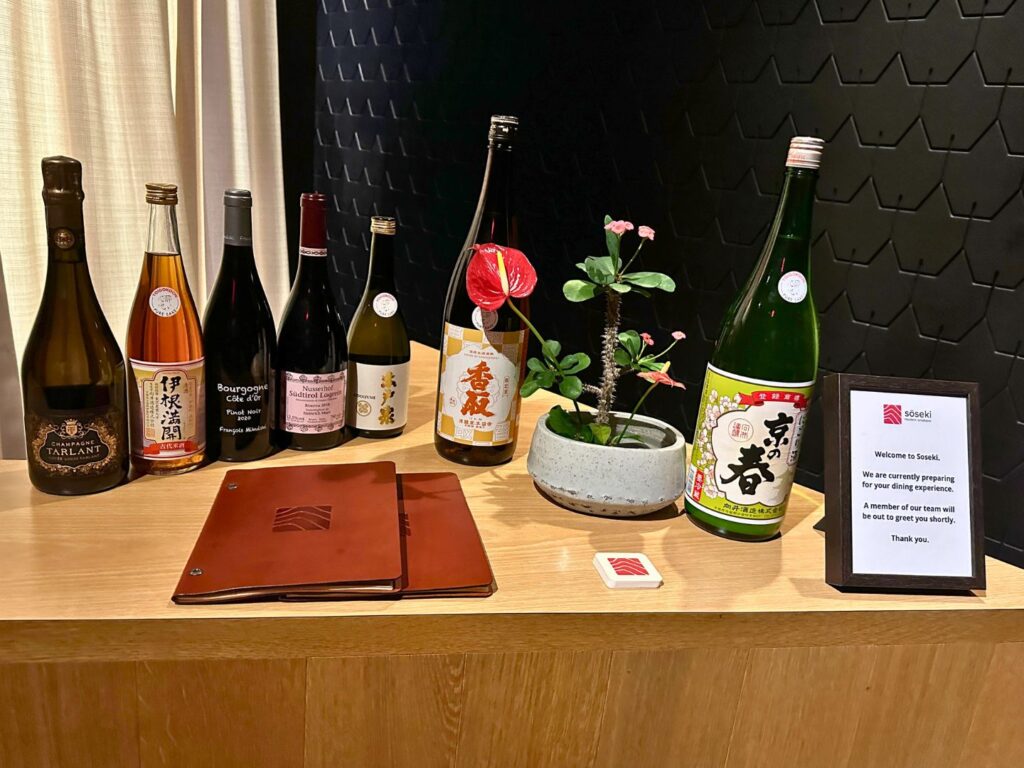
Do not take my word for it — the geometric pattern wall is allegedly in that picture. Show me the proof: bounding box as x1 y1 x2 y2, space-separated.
312 1 1024 566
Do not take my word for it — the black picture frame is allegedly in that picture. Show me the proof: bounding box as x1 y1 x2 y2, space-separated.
823 373 986 592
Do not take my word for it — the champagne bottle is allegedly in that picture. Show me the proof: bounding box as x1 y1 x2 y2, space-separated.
21 156 129 494
126 183 205 475
685 137 824 541
276 192 348 450
347 216 410 438
203 189 277 461
434 115 528 466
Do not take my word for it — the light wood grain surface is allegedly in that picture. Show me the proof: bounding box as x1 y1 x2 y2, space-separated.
2 342 1023 765
1 344 1018 627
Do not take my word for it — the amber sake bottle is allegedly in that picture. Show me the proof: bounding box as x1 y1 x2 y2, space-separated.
21 156 129 494
126 183 205 475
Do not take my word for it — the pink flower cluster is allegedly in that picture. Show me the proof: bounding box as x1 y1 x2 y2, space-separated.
604 220 656 240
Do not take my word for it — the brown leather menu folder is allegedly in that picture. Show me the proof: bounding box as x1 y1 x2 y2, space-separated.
281 471 496 600
396 472 495 597
172 462 403 604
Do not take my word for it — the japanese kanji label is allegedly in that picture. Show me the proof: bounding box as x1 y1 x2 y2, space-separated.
129 358 205 460
685 364 814 525
436 323 524 446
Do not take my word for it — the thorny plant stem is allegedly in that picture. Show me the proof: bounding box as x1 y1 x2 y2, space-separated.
596 289 621 425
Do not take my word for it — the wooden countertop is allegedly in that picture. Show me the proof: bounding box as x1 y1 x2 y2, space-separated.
2 342 1022 662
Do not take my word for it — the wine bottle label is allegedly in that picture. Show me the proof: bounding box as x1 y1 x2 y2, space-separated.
149 287 181 317
299 246 327 258
685 364 814 526
214 381 272 439
28 410 121 476
778 271 808 303
282 370 346 434
436 323 525 446
129 358 205 460
372 293 398 318
349 362 410 430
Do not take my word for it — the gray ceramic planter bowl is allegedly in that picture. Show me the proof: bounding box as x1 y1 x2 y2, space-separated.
527 411 687 517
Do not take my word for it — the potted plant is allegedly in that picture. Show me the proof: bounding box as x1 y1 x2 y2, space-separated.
464 217 687 517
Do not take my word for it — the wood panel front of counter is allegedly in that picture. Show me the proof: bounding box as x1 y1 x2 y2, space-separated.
1 343 1023 767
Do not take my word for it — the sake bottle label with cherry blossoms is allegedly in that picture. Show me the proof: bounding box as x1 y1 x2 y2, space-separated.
684 137 824 540
685 365 813 525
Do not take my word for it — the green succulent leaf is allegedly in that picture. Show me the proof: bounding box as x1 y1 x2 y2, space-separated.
638 357 663 372
535 369 556 388
558 375 583 400
604 214 620 267
618 330 642 357
546 405 579 439
520 378 541 397
613 348 632 367
622 271 676 292
563 279 598 302
559 352 591 375
590 424 613 445
527 357 547 373
583 255 618 285
542 339 562 361
630 286 653 298
608 282 631 293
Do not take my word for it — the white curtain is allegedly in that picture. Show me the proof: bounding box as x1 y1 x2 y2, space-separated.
0 0 289 459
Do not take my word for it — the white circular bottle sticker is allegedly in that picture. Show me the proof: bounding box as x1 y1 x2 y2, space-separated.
472 306 498 331
778 271 808 303
149 287 181 317
373 292 398 318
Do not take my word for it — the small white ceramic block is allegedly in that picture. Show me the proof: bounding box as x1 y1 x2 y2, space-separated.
593 552 663 589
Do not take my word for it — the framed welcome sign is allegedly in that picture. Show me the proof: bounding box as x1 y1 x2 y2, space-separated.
822 373 986 592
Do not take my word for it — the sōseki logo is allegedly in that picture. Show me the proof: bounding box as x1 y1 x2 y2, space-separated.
883 404 902 425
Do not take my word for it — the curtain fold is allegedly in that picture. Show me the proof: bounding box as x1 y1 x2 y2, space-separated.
0 0 287 459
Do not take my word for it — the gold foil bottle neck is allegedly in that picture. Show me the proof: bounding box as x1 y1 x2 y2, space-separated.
370 216 396 235
145 183 178 205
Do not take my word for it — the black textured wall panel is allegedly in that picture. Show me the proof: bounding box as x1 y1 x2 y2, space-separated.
311 0 1024 567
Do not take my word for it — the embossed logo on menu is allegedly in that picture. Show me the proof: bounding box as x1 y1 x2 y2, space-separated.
272 505 332 532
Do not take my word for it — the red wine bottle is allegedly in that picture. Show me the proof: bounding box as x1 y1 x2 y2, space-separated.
275 193 348 450
203 189 277 461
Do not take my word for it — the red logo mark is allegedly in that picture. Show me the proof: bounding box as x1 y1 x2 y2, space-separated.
692 469 705 502
883 404 902 425
608 557 649 576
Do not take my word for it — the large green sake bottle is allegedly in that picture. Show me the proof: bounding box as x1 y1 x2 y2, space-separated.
685 137 824 541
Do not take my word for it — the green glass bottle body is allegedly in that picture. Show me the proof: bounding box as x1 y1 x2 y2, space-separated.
347 217 410 438
21 156 129 495
685 143 822 541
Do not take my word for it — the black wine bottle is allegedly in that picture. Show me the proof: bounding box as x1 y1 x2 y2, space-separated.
21 156 129 494
203 189 277 461
434 115 528 466
347 216 410 438
275 192 348 450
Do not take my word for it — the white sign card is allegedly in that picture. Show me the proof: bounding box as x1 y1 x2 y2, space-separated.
849 390 973 577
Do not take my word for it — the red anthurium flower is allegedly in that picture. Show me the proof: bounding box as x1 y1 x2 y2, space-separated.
638 369 685 389
465 243 538 311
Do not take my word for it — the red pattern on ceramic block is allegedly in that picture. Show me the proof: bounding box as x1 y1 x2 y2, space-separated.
883 404 902 425
608 557 648 576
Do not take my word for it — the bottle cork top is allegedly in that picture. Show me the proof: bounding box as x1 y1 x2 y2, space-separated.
786 137 825 170
370 216 396 235
223 188 252 208
41 156 84 202
146 183 178 205
488 115 519 144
